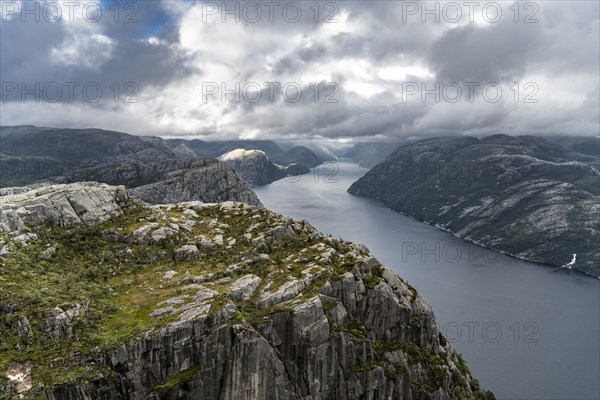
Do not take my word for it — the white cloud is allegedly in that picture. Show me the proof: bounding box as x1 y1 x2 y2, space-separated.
51 33 113 68
1 1 598 140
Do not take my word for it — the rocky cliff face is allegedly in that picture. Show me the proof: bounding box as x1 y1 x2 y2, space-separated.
44 158 263 207
348 135 600 276
0 183 492 400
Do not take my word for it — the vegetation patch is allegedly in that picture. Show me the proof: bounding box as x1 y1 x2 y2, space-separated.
152 365 200 392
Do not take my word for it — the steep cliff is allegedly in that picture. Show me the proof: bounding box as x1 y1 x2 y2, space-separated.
348 135 600 276
0 183 492 399
42 158 263 207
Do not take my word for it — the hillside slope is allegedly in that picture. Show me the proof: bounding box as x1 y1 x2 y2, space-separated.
218 149 309 187
344 142 404 169
0 126 317 189
0 126 177 188
348 135 600 276
0 126 175 165
162 138 322 168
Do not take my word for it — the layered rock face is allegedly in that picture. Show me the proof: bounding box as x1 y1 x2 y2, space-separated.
0 182 130 235
0 183 492 399
348 135 600 276
46 158 263 206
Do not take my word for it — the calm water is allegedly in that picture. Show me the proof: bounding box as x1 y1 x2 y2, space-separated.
255 161 600 400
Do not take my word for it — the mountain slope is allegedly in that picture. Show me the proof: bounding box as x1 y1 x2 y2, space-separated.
218 149 310 187
344 142 404 168
285 146 324 167
163 139 323 168
0 183 492 400
348 135 600 276
0 126 310 192
0 126 175 165
0 126 177 187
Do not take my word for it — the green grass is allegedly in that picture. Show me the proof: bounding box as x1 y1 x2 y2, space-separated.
351 361 382 373
153 365 200 392
0 203 362 389
0 200 492 399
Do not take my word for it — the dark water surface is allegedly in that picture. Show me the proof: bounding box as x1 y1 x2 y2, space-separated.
254 161 600 400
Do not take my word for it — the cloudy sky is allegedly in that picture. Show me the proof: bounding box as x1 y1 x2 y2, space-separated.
1 0 598 141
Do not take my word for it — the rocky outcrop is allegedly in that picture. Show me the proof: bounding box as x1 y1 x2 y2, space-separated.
218 149 309 187
0 182 130 232
126 159 262 205
0 183 491 400
0 126 316 192
348 135 600 276
39 303 89 340
44 158 263 206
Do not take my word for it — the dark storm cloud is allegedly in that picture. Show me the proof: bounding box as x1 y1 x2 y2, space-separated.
273 44 327 75
1 1 598 139
429 22 542 83
0 1 198 104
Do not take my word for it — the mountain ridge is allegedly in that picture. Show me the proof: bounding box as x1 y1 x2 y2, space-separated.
348 135 600 276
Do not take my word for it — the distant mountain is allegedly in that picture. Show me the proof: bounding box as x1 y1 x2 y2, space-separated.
218 149 309 187
159 138 323 167
283 146 323 167
348 134 600 276
0 126 177 187
277 141 339 162
544 135 600 168
0 126 318 189
343 142 404 168
0 126 175 165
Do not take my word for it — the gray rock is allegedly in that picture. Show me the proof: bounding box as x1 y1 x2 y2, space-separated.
0 182 486 400
174 244 200 261
213 234 224 246
5 361 34 394
126 159 263 206
0 244 12 260
149 306 175 318
257 279 304 308
229 274 262 302
150 227 178 242
8 316 32 339
162 271 177 281
348 134 600 276
39 303 88 340
132 222 159 242
39 245 57 260
0 182 130 232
